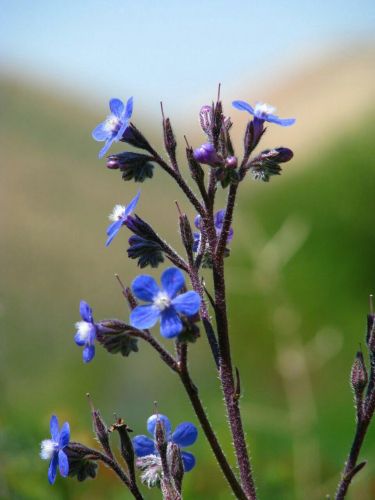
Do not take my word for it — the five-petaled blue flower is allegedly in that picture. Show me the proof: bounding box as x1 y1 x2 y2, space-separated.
130 267 201 338
40 415 70 484
232 100 295 127
74 301 97 363
193 209 233 252
133 414 198 472
106 191 140 247
92 97 133 158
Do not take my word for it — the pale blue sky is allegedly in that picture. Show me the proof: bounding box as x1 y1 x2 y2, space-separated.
1 0 374 116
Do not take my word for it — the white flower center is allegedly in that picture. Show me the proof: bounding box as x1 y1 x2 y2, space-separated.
75 321 94 343
254 102 276 117
109 204 126 221
153 291 171 311
40 439 58 460
103 114 120 132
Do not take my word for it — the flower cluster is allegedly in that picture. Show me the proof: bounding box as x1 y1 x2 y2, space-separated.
133 414 198 472
42 93 298 496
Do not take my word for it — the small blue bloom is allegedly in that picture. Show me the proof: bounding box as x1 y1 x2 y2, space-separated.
92 97 133 158
74 301 97 363
193 210 233 252
130 267 201 338
133 414 198 472
106 191 140 247
40 415 70 484
232 100 295 127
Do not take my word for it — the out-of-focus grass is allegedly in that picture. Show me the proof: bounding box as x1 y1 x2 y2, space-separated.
1 80 374 499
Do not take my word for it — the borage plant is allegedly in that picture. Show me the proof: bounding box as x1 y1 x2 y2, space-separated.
40 91 375 499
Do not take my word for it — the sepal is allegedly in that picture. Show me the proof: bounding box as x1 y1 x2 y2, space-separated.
65 444 98 482
97 320 139 356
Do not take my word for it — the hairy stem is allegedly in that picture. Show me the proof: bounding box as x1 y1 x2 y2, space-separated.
335 419 370 499
178 344 247 500
211 260 257 499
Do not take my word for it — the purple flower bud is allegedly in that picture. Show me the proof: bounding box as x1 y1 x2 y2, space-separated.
193 143 221 166
226 156 238 169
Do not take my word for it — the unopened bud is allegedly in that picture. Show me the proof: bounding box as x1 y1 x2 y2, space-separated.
193 143 222 166
86 394 113 459
351 351 368 395
110 418 135 480
155 417 167 450
163 117 177 158
226 155 238 169
366 313 375 351
244 118 265 156
167 442 184 493
179 213 194 260
186 147 205 183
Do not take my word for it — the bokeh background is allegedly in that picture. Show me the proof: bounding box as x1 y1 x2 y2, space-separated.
1 1 375 498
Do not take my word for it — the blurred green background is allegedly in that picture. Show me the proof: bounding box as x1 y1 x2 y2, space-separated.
1 1 375 499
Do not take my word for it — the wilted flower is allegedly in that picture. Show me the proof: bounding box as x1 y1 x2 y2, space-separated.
133 414 197 472
92 97 133 158
130 267 201 338
232 100 295 126
106 191 140 247
40 415 70 484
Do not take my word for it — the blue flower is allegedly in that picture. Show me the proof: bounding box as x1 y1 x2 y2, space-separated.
130 267 201 338
193 210 233 252
106 191 140 247
232 100 295 127
74 301 97 363
92 97 133 158
40 415 70 484
133 414 198 472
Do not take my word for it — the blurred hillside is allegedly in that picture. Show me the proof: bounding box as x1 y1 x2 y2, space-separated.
1 45 375 499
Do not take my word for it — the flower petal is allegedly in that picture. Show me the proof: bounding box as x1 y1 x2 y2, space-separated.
266 115 296 127
130 304 160 330
58 449 69 477
50 415 59 442
109 98 124 117
160 308 183 338
172 422 198 447
232 100 254 115
92 121 109 141
124 191 140 217
125 96 134 120
147 414 172 436
83 344 95 363
79 301 93 323
172 291 201 317
132 435 156 457
181 451 196 472
105 220 123 247
161 267 185 299
194 214 202 230
132 275 160 301
59 422 70 448
214 209 225 230
48 453 58 484
99 138 114 159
